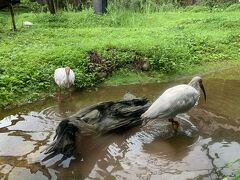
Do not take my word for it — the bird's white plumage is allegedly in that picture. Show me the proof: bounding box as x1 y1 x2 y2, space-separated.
141 84 200 120
54 68 75 88
23 21 33 27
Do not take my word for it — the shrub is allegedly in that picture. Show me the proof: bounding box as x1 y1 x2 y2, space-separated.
21 0 48 12
225 3 240 11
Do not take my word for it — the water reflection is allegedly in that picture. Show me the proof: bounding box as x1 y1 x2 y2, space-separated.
0 67 240 179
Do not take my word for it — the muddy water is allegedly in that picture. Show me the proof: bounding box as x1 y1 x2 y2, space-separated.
0 67 240 179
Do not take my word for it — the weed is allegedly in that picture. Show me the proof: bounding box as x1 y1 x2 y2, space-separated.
0 8 239 108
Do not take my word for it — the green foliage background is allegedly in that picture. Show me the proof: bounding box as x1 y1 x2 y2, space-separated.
0 4 240 108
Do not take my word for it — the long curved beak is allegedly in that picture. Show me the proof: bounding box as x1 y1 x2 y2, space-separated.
200 82 206 101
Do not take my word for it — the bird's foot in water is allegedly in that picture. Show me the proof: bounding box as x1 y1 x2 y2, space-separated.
168 118 179 135
54 94 62 101
54 88 62 101
68 90 73 101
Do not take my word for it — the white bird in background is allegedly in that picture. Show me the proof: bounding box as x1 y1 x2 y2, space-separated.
54 67 75 100
22 21 33 27
141 76 206 132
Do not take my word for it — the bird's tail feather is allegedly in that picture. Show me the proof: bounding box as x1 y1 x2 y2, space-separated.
43 119 80 158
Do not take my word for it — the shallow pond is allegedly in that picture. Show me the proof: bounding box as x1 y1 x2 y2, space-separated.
0 67 240 179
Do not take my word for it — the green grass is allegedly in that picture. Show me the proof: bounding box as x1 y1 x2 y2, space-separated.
0 7 240 108
103 68 164 86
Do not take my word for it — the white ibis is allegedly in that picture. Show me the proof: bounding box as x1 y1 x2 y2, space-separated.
54 67 75 100
22 21 33 27
141 76 206 131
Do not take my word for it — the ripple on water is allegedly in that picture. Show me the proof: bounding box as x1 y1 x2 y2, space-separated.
0 67 240 179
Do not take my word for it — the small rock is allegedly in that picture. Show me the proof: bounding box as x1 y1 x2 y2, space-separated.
123 92 137 100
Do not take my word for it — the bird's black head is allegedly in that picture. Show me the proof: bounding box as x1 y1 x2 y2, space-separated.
65 67 71 75
189 76 206 101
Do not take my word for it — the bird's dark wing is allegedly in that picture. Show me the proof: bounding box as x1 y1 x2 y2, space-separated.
43 97 150 158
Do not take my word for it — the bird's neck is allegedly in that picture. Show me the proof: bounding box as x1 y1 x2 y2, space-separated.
66 72 70 86
188 81 200 92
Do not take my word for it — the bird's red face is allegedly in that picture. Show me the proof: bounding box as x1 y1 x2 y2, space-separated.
65 67 71 74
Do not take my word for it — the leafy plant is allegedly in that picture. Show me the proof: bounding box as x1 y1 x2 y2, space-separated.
0 8 239 108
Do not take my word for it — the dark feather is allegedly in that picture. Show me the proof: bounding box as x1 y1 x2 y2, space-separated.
43 95 151 158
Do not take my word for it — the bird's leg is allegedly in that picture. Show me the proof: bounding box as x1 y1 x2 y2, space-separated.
66 79 72 100
168 118 179 133
57 88 61 101
68 88 72 100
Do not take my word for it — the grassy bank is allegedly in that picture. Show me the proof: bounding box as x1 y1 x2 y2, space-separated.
0 6 240 108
